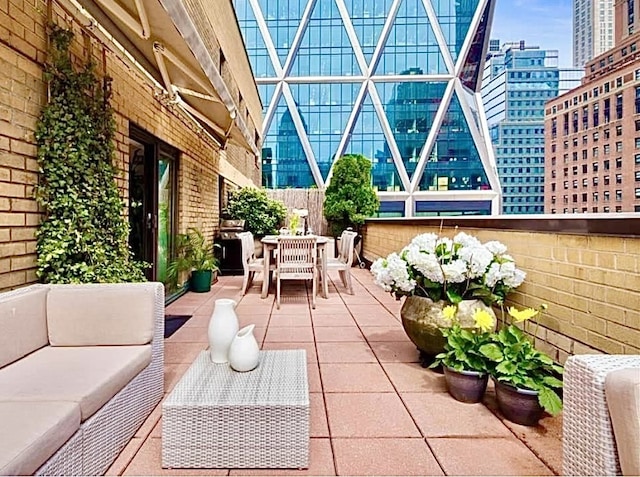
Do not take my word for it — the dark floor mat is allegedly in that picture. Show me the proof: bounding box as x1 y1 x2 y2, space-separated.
164 315 192 338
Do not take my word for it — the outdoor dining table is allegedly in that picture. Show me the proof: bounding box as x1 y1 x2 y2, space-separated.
260 235 330 299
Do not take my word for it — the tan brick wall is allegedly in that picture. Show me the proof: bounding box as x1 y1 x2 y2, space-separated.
0 2 259 291
362 221 640 363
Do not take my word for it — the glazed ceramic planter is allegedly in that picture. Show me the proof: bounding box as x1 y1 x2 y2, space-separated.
400 296 496 361
191 270 212 293
494 379 544 426
228 324 260 372
443 367 489 403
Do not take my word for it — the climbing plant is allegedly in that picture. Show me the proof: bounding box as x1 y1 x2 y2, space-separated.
35 25 146 283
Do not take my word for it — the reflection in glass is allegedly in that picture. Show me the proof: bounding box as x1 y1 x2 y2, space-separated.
157 155 172 284
234 0 276 76
433 0 479 64
257 0 306 63
343 0 394 64
459 0 492 91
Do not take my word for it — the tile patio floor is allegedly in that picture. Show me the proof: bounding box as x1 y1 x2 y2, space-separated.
107 269 563 476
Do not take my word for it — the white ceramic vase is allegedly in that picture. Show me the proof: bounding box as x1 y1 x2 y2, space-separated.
228 324 260 372
208 298 239 363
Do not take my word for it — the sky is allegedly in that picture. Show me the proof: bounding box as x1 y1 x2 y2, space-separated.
492 0 574 67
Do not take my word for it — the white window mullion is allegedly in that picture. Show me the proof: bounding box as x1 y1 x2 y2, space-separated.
368 0 402 76
453 0 490 80
421 0 455 75
260 81 283 138
281 0 317 78
248 0 284 79
334 0 369 76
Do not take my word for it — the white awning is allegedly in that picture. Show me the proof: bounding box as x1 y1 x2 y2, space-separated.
76 0 259 155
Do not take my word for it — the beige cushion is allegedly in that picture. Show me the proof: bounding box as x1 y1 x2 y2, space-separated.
0 286 49 369
605 367 640 476
0 345 151 420
0 400 80 476
47 283 155 346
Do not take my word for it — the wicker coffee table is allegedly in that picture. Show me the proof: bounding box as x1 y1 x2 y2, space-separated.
162 349 309 469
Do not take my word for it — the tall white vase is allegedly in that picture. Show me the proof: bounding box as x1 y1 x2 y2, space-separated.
228 324 260 372
208 298 239 363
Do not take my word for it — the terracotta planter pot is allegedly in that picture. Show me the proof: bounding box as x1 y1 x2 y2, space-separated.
400 296 496 361
444 367 489 403
494 379 544 426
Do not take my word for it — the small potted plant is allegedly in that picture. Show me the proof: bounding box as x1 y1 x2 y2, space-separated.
168 228 220 293
480 305 564 426
431 305 496 403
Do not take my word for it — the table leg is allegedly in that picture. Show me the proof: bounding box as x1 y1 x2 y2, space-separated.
261 243 270 299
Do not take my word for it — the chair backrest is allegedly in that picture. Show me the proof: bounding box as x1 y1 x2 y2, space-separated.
339 231 358 266
277 236 317 276
237 231 255 269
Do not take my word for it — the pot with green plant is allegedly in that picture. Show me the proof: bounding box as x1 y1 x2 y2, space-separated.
479 305 564 426
431 305 496 403
168 228 220 293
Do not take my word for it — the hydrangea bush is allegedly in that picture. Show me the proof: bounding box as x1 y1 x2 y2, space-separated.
371 232 525 306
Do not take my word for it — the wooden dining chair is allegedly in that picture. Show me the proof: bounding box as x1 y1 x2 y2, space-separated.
238 231 271 295
275 236 318 309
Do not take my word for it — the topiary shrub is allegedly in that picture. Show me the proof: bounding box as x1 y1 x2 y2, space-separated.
323 154 379 237
34 25 146 283
224 187 287 236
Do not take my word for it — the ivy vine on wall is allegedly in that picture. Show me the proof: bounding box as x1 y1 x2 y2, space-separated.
35 25 146 283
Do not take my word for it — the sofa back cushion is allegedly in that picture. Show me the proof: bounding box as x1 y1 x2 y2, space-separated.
0 285 49 369
47 283 155 346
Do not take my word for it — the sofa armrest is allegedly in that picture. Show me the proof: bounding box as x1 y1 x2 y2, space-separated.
47 283 164 347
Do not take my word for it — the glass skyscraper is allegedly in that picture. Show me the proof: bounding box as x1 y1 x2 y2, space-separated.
481 41 583 214
236 0 502 216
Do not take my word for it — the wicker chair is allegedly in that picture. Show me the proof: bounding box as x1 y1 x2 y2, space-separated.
562 354 640 476
275 236 318 309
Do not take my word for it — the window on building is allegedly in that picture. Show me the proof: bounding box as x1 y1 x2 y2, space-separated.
582 178 588 187
572 194 578 203
563 140 569 149
604 129 610 139
564 181 569 189
592 162 598 172
564 167 569 177
616 94 623 119
582 135 588 145
604 206 610 212
636 153 640 164
636 138 640 149
573 165 578 175
583 164 588 173
604 176 610 185
593 177 599 186
604 98 611 122
603 144 610 154
551 117 557 138
616 142 623 152
616 77 623 88
572 111 579 133
593 192 598 202
616 157 623 168
616 190 622 201
573 138 578 147
551 195 556 204
552 170 557 178
616 173 623 184
636 170 640 181
616 125 623 136
582 106 589 130
604 159 610 170
582 149 588 160
604 82 610 93
563 113 569 135
593 147 598 158
581 193 588 202
552 183 556 191
593 131 599 142
636 188 640 198
604 191 610 202
592 207 598 212
563 153 569 163
636 86 640 114
636 119 640 132
573 180 578 188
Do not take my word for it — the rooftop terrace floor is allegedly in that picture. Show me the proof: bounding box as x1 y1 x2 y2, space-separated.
107 269 563 476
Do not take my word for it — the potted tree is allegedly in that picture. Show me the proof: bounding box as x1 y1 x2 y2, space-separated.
168 228 220 293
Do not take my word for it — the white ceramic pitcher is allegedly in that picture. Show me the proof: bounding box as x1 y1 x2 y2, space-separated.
208 298 239 363
228 324 260 372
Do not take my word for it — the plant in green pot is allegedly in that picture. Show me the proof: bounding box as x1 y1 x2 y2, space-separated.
480 305 564 426
431 305 496 403
168 228 219 293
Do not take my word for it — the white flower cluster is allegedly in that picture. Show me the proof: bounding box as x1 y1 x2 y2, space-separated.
370 231 526 303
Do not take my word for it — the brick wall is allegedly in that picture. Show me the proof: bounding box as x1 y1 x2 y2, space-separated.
0 1 260 291
362 219 640 362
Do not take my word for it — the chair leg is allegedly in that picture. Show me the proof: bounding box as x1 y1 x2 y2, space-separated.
338 269 347 288
345 268 354 295
247 271 255 289
276 275 281 309
241 271 249 295
311 273 316 309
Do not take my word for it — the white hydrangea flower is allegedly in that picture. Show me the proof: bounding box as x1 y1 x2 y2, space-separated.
453 232 482 248
370 258 393 292
458 245 494 278
385 253 416 292
441 259 468 283
404 244 444 283
504 268 526 288
484 240 508 255
410 233 438 252
436 237 453 255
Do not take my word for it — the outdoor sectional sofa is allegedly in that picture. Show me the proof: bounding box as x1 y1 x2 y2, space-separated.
0 282 164 476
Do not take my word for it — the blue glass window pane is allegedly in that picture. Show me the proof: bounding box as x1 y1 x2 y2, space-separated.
343 0 394 64
376 80 447 180
375 0 447 75
418 92 489 191
257 84 277 114
459 0 491 90
432 0 479 64
290 0 361 77
257 0 306 64
235 1 276 77
262 94 316 188
343 93 404 191
288 82 361 180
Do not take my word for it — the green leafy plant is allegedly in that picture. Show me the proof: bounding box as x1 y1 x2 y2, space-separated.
480 306 564 415
431 306 496 373
323 154 379 237
167 228 219 286
224 187 286 236
35 25 146 283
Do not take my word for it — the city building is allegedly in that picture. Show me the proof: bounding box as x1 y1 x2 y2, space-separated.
235 0 502 216
482 41 583 214
545 0 640 213
574 0 615 67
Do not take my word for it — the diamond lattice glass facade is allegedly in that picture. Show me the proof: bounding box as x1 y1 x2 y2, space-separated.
235 0 501 216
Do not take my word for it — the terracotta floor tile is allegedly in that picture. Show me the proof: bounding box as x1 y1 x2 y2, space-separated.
165 305 199 316
360 326 408 342
310 393 329 437
166 326 208 343
320 363 393 392
234 305 273 317
164 342 206 364
163 363 190 392
105 437 144 476
183 315 210 328
263 327 314 343
311 314 356 327
382 362 447 393
308 362 322 393
238 314 270 328
122 437 229 475
333 438 443 476
340 296 380 305
270 303 311 316
134 401 162 438
311 304 351 316
369 341 420 363
268 313 312 327
316 342 377 363
427 437 554 476
261 342 318 362
314 326 365 342
351 313 401 327
229 439 335 476
402 392 511 437
325 393 420 438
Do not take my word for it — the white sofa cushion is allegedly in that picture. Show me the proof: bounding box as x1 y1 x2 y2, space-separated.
47 283 155 346
0 345 151 420
0 400 81 476
0 286 49 369
605 368 640 476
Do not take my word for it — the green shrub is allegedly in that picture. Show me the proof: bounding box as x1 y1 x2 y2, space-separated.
224 188 287 236
35 25 146 283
